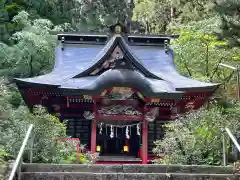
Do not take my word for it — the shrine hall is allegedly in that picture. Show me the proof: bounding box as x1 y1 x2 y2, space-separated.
15 23 219 164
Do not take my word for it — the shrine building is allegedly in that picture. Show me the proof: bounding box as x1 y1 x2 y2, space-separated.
15 23 219 164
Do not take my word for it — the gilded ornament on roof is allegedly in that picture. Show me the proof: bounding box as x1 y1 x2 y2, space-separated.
83 95 92 100
112 87 132 93
115 25 122 34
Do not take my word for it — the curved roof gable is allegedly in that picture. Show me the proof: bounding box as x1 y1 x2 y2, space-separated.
73 35 161 79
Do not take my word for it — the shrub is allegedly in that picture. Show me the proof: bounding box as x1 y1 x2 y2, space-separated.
1 105 71 163
153 103 240 165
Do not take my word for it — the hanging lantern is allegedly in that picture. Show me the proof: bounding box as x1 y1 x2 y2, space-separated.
96 145 101 152
123 145 129 152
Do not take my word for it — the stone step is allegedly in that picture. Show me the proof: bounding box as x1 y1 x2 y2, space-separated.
22 163 236 174
98 156 142 162
20 172 239 180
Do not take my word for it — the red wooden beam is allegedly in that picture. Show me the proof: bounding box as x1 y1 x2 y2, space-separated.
56 113 173 120
96 99 143 106
60 104 93 108
95 114 143 121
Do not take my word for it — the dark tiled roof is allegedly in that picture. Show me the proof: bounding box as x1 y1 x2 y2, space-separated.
15 44 105 85
128 45 219 90
15 33 219 96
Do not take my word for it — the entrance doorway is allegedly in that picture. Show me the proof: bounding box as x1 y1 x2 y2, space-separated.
96 123 141 157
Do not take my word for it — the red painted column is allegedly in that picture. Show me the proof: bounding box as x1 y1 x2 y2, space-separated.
91 97 97 153
142 117 148 164
90 120 97 153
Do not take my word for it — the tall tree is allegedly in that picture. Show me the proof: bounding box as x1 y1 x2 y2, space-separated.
0 0 11 42
0 11 68 79
133 0 172 34
132 0 216 34
215 0 240 47
78 0 133 32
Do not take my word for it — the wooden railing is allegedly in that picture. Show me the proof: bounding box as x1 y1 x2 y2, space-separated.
8 124 34 180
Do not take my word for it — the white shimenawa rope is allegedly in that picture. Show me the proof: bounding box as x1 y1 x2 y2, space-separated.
110 125 114 138
137 123 140 136
126 126 130 139
99 123 103 134
96 120 142 128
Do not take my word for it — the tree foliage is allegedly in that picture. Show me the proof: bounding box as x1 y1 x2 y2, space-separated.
215 0 240 47
169 17 240 100
132 0 216 34
153 103 240 165
1 0 82 26
133 0 172 33
0 11 69 79
77 0 133 32
0 79 71 163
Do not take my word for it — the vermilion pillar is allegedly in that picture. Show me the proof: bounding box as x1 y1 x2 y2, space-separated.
90 120 97 153
142 118 148 164
91 97 97 153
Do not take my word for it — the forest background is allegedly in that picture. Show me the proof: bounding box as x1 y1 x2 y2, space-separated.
0 0 240 173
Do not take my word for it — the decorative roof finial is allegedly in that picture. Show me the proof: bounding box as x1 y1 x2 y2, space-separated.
115 24 122 34
109 21 128 35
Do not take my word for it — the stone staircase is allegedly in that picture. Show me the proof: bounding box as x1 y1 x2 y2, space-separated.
20 163 239 180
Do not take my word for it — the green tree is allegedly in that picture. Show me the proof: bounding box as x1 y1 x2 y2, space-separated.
133 0 216 34
171 0 216 24
0 11 69 79
215 0 240 47
2 0 82 26
169 17 240 100
0 0 11 42
0 79 70 163
133 0 172 33
78 0 133 32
